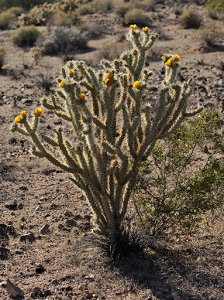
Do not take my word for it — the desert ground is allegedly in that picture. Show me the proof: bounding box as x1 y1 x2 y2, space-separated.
0 1 224 299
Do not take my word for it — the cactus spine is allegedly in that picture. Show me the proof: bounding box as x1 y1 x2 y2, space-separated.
11 26 202 241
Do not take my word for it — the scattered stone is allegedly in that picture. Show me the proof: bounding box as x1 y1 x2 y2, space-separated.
83 274 95 281
19 186 28 191
5 200 17 210
21 98 33 105
39 224 50 234
35 263 45 274
6 279 24 298
0 280 7 288
65 218 76 227
20 232 35 243
0 246 11 259
30 286 43 298
35 205 45 211
0 224 8 239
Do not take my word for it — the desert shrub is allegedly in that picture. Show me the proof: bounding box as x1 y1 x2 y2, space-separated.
42 26 88 55
47 10 81 27
199 22 224 47
76 3 95 15
95 40 129 63
179 10 202 29
12 26 40 46
206 0 224 13
0 46 6 69
134 109 224 236
115 3 131 18
0 10 16 29
124 8 152 27
0 0 57 11
90 0 113 13
19 3 54 26
7 6 24 16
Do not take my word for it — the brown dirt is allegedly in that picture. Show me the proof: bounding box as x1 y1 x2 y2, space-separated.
0 2 224 300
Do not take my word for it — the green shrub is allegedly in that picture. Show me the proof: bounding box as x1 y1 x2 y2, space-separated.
206 0 224 13
199 22 224 47
47 10 81 27
0 10 15 29
76 3 95 15
115 3 131 18
90 0 113 13
124 8 152 27
0 6 24 29
179 10 202 29
0 46 6 69
42 26 88 55
0 0 57 11
12 26 40 47
134 109 224 236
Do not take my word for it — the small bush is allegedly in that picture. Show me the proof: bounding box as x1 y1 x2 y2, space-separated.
115 3 131 18
90 0 113 13
12 26 40 47
42 26 88 55
0 46 6 69
7 6 24 16
206 0 224 13
76 3 95 15
47 10 81 27
179 10 202 29
199 22 224 47
0 10 16 29
95 40 129 63
124 8 152 27
134 109 224 236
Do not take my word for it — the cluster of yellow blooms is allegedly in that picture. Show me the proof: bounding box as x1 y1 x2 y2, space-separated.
14 108 43 124
162 54 180 67
130 24 149 32
104 73 114 86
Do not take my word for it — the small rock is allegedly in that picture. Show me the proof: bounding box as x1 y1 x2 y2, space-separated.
6 279 24 298
39 224 50 234
31 286 43 298
20 232 35 243
35 263 45 274
0 280 7 288
21 98 33 105
5 200 17 210
35 205 45 211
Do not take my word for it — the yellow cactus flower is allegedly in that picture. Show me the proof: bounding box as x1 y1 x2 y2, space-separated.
174 54 180 61
142 27 149 32
20 110 27 115
104 78 113 86
59 80 65 88
105 73 114 79
14 115 22 123
35 107 43 115
133 81 141 89
161 54 167 60
165 57 175 67
130 24 138 30
78 93 86 100
69 69 75 75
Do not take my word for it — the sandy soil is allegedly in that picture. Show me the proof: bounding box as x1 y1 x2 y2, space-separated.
0 2 224 299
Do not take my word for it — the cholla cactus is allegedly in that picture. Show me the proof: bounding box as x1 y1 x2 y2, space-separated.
11 25 202 242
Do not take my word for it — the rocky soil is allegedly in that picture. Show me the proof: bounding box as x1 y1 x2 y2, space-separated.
0 1 224 299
